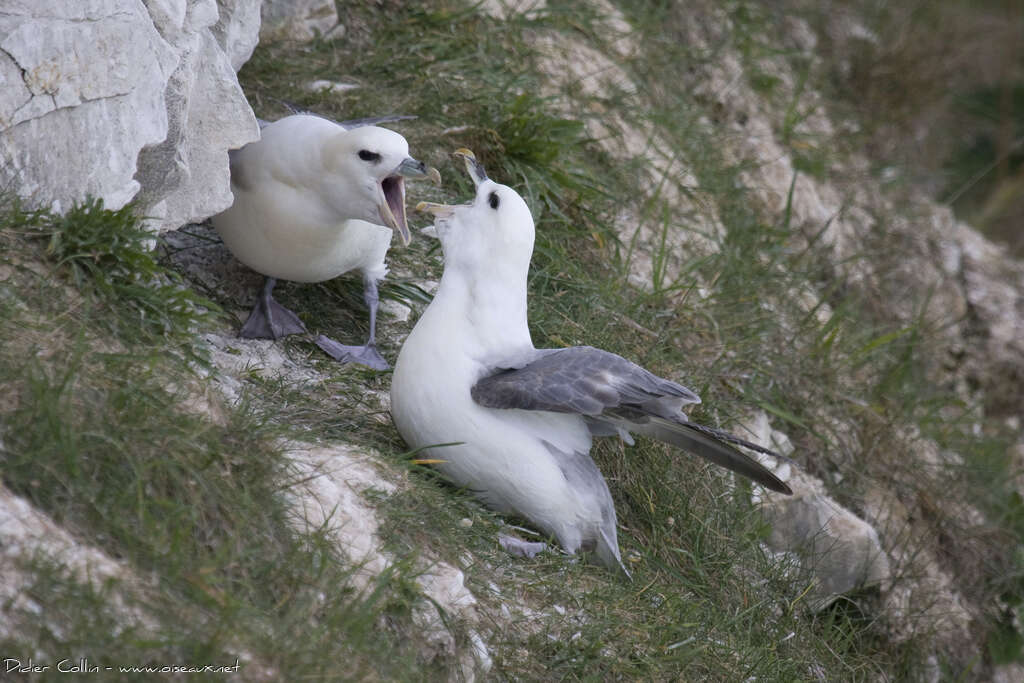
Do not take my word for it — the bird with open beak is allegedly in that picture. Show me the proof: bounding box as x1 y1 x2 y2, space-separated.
212 113 441 369
393 149 792 574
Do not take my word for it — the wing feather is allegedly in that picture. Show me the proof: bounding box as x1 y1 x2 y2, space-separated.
472 346 699 414
473 346 793 494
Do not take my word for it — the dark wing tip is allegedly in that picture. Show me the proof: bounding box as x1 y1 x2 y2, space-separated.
635 417 795 495
774 479 794 495
680 421 799 468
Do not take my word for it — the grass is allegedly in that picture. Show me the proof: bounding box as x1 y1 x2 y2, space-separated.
0 199 437 680
1 0 1021 680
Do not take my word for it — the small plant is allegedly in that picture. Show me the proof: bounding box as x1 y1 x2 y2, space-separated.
14 197 219 349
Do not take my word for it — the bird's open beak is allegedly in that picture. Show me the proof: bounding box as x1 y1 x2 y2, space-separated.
415 201 457 218
397 157 442 185
414 148 492 226
380 158 442 247
453 148 488 187
414 148 488 224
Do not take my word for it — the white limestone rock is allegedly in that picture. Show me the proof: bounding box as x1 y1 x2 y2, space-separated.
740 411 890 610
0 0 260 232
212 0 263 71
305 79 360 95
0 0 178 213
284 442 492 681
762 470 891 610
0 484 142 640
286 444 399 585
135 0 259 233
135 27 259 232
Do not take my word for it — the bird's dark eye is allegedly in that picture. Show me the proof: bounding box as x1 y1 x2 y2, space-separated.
488 191 500 209
358 150 381 162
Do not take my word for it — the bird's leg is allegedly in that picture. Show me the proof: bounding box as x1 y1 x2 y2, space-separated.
239 276 307 339
314 276 389 370
498 534 548 559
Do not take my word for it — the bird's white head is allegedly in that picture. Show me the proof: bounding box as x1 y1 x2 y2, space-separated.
417 149 535 277
414 149 536 354
325 125 438 246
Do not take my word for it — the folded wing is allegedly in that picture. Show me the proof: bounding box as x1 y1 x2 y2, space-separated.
472 346 793 495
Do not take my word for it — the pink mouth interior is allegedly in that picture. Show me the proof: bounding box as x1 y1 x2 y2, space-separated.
382 175 407 235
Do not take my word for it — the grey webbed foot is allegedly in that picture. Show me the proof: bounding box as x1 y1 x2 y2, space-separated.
498 534 548 559
240 277 307 339
315 335 390 370
314 276 390 369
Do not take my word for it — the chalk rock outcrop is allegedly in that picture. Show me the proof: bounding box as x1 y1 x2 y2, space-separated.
762 472 891 609
0 0 259 233
742 411 891 609
213 0 263 70
285 443 492 681
0 483 140 639
135 0 260 233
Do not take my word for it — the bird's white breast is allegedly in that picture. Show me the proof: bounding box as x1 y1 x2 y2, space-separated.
391 285 594 532
212 117 389 283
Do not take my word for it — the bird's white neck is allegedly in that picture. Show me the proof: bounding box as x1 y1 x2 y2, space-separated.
428 260 533 362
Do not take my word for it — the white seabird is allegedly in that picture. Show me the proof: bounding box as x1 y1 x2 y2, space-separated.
391 150 792 575
212 113 440 369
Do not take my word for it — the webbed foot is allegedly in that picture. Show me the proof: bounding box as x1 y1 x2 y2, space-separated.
239 278 306 339
314 335 390 370
498 534 548 559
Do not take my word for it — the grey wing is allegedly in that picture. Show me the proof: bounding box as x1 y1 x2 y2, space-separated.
267 99 417 129
336 114 417 128
625 418 792 494
472 346 700 415
472 347 793 495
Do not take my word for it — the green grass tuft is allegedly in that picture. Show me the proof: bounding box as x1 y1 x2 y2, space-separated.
3 196 220 356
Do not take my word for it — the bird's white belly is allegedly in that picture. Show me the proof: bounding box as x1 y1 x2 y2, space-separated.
214 186 391 283
392 340 591 534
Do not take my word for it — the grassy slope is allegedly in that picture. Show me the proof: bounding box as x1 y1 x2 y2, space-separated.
1 1 1021 680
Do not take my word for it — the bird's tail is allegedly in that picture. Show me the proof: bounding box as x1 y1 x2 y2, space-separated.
596 525 632 580
627 417 793 494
